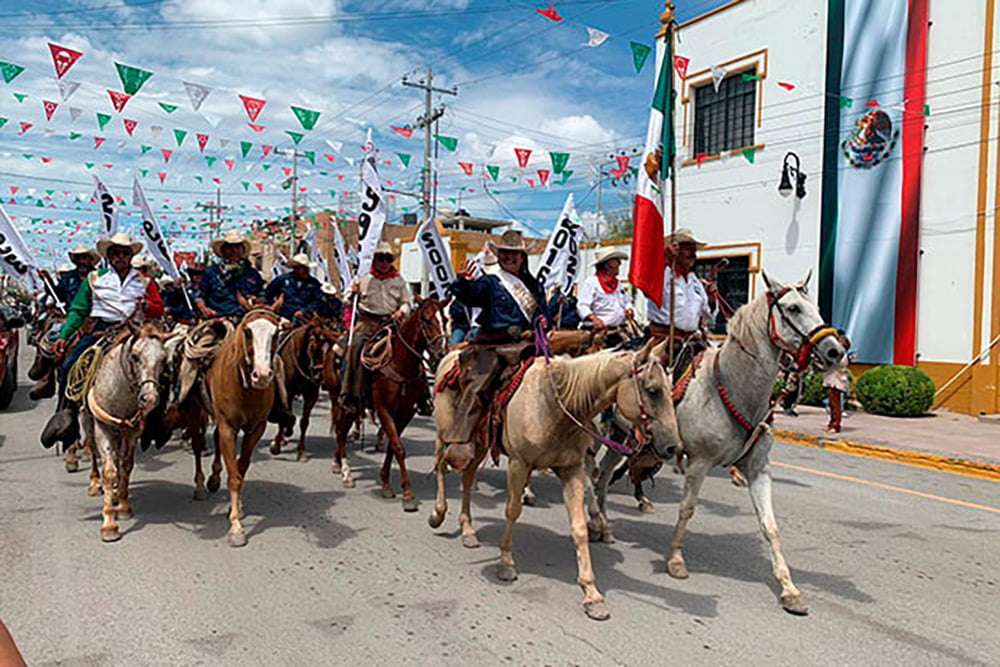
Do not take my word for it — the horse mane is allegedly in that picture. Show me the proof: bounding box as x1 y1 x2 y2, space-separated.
549 349 631 415
726 291 768 347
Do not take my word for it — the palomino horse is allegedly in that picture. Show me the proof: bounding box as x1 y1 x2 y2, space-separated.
330 297 445 510
431 340 681 620
268 317 339 461
592 271 845 615
205 308 282 547
79 323 169 542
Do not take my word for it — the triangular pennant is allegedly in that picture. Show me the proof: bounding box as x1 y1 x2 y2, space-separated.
458 161 474 176
162 148 172 162
240 141 253 158
777 81 796 91
69 106 82 122
173 129 187 146
96 112 111 130
140 145 151 155
261 163 272 171
290 105 321 131
114 62 153 95
94 136 105 149
196 133 209 152
247 123 266 133
711 65 727 93
741 72 761 82
558 169 573 185
839 96 853 109
742 147 756 163
536 2 563 22
282 167 293 178
433 134 458 151
17 122 31 135
303 150 315 165
537 168 550 186
391 125 414 139
224 158 234 170
255 182 264 193
673 55 690 80
158 172 167 184
48 43 83 79
0 62 25 84
397 152 411 167
123 118 138 136
57 79 80 101
183 81 211 110
549 151 570 174
85 162 94 169
630 42 652 73
242 181 250 192
68 131 81 140
158 102 178 113
514 147 532 169
324 153 335 162
262 145 273 157
43 100 58 121
239 94 266 122
12 92 26 103
150 125 163 138
107 89 131 112
584 26 609 48
286 130 304 145
205 156 217 168
486 164 500 181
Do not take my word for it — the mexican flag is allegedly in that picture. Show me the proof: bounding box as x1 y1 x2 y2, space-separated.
819 0 928 364
630 32 675 307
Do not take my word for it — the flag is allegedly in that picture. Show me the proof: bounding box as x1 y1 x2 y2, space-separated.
58 80 80 101
0 203 40 289
536 194 582 295
331 219 352 289
48 43 83 79
710 65 727 93
355 150 388 279
184 81 211 110
629 30 675 307
819 0 928 365
133 178 180 280
584 27 609 48
93 177 118 237
416 217 455 299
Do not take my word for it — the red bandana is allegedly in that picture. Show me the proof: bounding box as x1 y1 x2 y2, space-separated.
370 265 399 280
596 271 619 294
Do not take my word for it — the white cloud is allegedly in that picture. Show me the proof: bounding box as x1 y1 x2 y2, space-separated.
160 0 341 48
539 114 616 147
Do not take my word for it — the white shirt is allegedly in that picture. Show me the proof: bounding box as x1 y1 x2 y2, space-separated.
89 268 148 322
647 271 716 331
577 275 633 327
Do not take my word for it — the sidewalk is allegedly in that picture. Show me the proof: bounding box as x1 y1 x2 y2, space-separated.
771 406 1000 480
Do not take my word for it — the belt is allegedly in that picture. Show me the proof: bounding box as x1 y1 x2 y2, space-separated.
649 322 695 340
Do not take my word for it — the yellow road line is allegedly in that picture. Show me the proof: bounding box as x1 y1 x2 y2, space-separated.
772 461 1000 515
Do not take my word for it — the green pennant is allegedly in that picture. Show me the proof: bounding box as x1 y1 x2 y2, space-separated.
397 152 411 168
559 169 573 185
158 102 178 114
261 164 271 171
741 72 761 82
240 141 252 158
433 134 458 152
35 200 44 207
68 131 82 140
0 62 25 84
194 175 203 183
21 153 32 160
629 42 652 74
96 112 111 131
923 104 931 117
286 130 304 145
173 129 187 146
329 189 337 198
549 151 570 174
742 147 757 163
140 168 148 177
303 150 315 165
839 96 853 109
242 181 250 192
290 105 321 131
114 62 154 95
140 145 151 155
85 162 94 169
486 165 500 182
0 118 6 128
205 156 217 168
12 92 26 103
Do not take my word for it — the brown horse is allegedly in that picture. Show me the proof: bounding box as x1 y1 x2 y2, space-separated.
267 317 340 461
331 297 445 511
204 308 282 547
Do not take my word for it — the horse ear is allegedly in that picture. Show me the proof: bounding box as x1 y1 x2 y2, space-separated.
800 268 813 291
651 338 670 365
761 270 782 294
635 340 653 365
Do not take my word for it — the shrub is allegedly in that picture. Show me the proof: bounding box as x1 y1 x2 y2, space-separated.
799 373 827 407
855 365 935 417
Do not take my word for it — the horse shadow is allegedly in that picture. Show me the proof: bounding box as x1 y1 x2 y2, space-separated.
2 385 36 414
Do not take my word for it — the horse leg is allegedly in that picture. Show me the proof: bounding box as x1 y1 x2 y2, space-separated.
113 436 137 520
331 407 355 488
268 429 286 456
296 387 318 462
583 453 610 544
427 437 449 530
666 459 711 579
458 445 488 548
64 441 80 473
206 427 222 493
635 480 655 514
386 410 418 512
191 424 208 501
497 457 530 583
379 433 395 499
94 427 120 542
557 464 609 620
590 449 622 543
81 413 101 497
216 422 246 547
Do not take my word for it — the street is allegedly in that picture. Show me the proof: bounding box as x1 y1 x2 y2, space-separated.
1 352 998 666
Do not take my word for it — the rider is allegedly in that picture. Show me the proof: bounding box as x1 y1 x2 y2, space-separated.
441 230 548 471
577 247 634 345
339 240 411 411
264 253 326 322
43 233 164 448
54 245 99 305
319 282 344 322
160 276 195 324
197 231 264 319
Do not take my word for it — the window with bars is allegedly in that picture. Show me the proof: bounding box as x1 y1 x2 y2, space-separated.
692 71 756 156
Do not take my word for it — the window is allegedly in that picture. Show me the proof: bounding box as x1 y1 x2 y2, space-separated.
692 72 756 156
694 255 750 336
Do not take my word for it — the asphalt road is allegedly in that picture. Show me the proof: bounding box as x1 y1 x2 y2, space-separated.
1 350 998 666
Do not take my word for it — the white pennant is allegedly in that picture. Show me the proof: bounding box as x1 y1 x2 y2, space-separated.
150 125 163 138
536 193 582 295
584 27 610 48
133 178 180 280
711 65 727 93
0 204 40 290
183 81 211 111
219 138 230 148
331 220 352 290
69 106 82 123
202 113 221 128
326 140 343 152
57 79 80 101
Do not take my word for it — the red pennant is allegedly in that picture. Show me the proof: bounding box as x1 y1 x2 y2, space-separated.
536 3 563 21
224 158 234 171
41 157 51 164
337 175 344 181
866 99 880 107
123 118 138 136
158 172 167 184
161 148 172 162
514 147 532 169
673 55 690 80
94 136 106 149
299 186 307 193
323 153 335 162
255 182 263 192
777 81 796 91
43 99 58 121
458 161 474 176
239 94 266 122
48 43 84 79
196 133 209 152
103 164 113 169
107 89 131 113
212 177 221 185
527 178 536 188
247 123 266 133
262 145 273 157
7 198 14 204
391 126 413 139
9 186 17 195
282 167 292 177
537 169 550 185
18 122 32 135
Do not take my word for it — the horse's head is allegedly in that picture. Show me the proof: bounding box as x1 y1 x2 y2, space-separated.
412 296 447 368
240 311 280 389
615 339 682 460
761 271 845 372
126 324 170 412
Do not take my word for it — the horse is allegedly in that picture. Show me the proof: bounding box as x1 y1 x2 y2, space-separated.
591 271 845 616
204 307 282 547
78 323 170 542
330 297 446 511
430 339 681 620
267 317 340 461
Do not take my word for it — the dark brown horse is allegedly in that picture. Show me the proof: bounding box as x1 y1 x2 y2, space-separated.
331 297 445 511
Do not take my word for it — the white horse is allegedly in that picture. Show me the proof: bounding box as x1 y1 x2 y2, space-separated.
591 271 845 615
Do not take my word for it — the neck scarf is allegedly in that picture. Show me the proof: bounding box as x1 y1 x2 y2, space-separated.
596 270 619 294
370 264 399 280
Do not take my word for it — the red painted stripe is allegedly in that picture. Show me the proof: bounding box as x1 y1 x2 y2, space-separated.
895 0 929 365
629 194 665 307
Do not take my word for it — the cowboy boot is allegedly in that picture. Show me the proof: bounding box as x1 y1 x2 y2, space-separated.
29 369 56 400
41 403 79 450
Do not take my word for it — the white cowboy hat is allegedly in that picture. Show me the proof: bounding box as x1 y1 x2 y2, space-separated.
286 253 314 269
210 230 252 258
321 282 338 295
130 254 157 269
67 245 99 262
158 276 176 288
488 230 528 254
594 247 628 266
374 240 395 257
96 232 143 258
664 227 708 248
57 262 74 273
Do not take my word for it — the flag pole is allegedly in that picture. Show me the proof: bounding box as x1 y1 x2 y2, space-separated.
660 2 678 366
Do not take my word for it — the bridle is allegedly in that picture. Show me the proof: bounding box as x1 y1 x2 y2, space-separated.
766 287 839 372
390 301 446 366
237 308 280 389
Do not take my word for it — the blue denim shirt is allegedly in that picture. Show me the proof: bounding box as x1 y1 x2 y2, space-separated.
450 273 547 336
264 272 325 320
199 261 264 317
55 270 86 306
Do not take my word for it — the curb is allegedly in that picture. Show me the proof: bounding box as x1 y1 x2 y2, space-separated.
772 429 1000 482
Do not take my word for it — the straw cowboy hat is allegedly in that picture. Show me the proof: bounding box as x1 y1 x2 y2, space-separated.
158 276 176 288
210 230 252 257
321 282 338 295
96 232 143 258
665 227 708 248
67 244 99 263
131 254 157 270
286 253 315 269
374 241 395 257
488 230 528 254
594 246 628 266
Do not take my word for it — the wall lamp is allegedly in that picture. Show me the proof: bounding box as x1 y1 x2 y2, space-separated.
778 151 807 199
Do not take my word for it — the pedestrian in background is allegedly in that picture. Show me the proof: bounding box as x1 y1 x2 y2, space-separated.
824 331 853 433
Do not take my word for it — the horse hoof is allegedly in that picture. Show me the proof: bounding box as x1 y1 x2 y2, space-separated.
584 601 611 621
381 487 396 499
193 487 208 501
206 476 220 494
428 511 445 529
781 592 809 616
269 440 282 455
637 498 655 514
496 563 518 582
601 531 616 544
461 533 481 549
587 522 602 543
115 507 134 520
666 559 689 579
227 531 247 548
342 477 356 489
522 493 536 507
401 497 419 513
87 484 101 497
330 462 341 474
296 451 309 462
100 528 121 543
64 458 79 474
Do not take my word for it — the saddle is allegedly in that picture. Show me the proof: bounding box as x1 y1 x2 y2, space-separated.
65 327 131 403
175 318 234 406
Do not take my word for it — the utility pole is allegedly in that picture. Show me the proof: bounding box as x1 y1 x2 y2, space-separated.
200 189 229 241
402 66 457 225
279 148 308 250
594 147 641 239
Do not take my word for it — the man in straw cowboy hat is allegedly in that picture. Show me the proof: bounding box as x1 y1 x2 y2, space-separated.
197 230 264 319
441 229 548 471
264 253 327 322
577 246 634 341
43 232 164 449
339 240 411 410
53 244 99 306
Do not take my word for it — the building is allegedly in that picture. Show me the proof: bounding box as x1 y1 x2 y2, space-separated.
659 0 997 415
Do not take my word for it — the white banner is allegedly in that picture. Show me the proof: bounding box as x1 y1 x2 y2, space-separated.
416 218 455 299
331 220 352 290
0 204 39 290
133 178 180 280
93 176 118 238
355 153 387 280
536 193 582 295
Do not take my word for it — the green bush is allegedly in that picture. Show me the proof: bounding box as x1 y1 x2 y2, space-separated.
799 373 827 407
855 365 935 417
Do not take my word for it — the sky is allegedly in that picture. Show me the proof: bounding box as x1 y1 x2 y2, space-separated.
0 0 729 267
